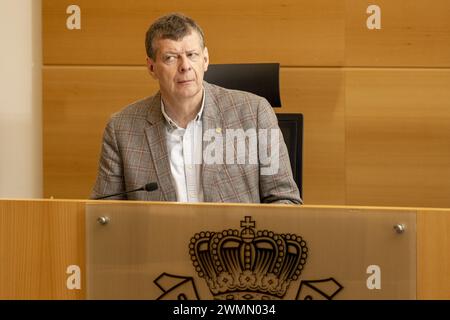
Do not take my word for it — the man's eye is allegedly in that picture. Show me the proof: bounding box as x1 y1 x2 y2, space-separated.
164 56 176 63
188 53 199 60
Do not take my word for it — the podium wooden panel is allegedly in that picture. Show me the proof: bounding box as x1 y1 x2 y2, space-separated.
0 200 85 299
1 199 450 299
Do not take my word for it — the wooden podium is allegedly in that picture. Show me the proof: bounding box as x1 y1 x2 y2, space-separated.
1 199 449 299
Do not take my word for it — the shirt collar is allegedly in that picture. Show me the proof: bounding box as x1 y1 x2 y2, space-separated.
161 89 205 130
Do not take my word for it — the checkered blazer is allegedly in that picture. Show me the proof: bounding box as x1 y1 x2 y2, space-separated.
91 81 301 204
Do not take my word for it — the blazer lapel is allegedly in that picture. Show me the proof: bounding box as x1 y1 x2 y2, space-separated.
145 93 177 202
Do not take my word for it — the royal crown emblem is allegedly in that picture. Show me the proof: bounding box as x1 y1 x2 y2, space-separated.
189 216 308 300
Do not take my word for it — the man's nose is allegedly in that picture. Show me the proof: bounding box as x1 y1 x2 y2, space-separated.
178 55 192 72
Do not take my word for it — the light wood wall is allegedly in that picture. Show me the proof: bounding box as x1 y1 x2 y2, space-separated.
42 1 450 207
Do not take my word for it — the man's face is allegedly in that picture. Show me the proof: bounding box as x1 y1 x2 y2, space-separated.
147 31 209 103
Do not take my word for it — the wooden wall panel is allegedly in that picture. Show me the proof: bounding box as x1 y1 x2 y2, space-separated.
42 2 450 208
43 67 159 199
0 200 85 299
346 69 450 207
43 0 345 66
280 68 346 204
346 0 450 67
43 67 344 204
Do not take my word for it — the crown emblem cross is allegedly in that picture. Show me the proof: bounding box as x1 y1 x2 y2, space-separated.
240 216 256 243
240 216 255 229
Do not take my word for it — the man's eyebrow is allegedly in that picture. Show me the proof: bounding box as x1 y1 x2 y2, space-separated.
162 49 199 55
161 50 180 55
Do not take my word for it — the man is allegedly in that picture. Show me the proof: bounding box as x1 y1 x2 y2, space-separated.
91 13 301 204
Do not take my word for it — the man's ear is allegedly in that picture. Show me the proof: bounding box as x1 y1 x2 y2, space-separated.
203 47 209 72
146 57 158 79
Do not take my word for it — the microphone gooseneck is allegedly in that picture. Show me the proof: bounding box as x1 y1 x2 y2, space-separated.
94 182 158 200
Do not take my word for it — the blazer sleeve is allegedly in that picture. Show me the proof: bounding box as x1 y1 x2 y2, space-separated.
257 98 303 204
90 117 126 200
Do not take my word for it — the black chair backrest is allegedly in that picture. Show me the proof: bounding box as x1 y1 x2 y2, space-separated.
204 63 281 107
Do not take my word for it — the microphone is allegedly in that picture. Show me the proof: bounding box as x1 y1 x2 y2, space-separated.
94 182 158 200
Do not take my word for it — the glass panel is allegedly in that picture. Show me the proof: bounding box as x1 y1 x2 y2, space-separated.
86 203 416 300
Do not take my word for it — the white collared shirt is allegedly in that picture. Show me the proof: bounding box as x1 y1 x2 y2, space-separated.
161 92 205 202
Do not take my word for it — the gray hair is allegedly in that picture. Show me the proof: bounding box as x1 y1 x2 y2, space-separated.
145 13 205 60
